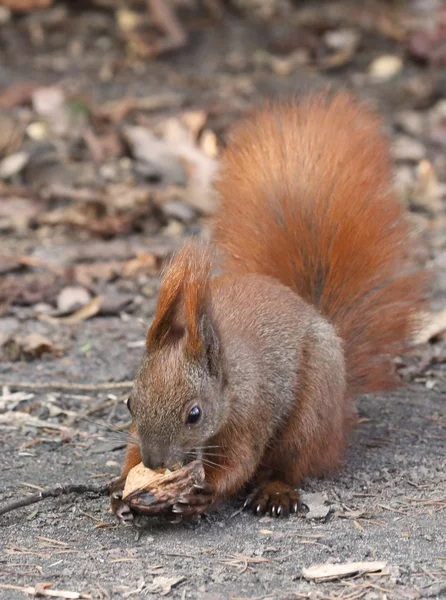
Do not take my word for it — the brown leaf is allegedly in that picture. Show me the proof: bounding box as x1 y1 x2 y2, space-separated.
2 332 59 361
145 576 185 596
122 253 159 277
57 286 92 314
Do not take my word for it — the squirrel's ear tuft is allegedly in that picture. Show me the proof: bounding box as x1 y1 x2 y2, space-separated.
146 241 212 354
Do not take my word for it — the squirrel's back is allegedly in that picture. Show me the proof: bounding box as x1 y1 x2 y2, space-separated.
213 91 425 396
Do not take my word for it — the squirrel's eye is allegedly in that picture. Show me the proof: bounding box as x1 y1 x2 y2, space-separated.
186 406 201 425
125 397 132 414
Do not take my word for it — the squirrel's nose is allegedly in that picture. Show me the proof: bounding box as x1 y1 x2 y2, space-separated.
141 445 165 470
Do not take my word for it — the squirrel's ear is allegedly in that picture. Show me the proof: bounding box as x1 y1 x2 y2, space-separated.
146 275 185 352
198 312 221 378
146 295 185 351
147 240 213 354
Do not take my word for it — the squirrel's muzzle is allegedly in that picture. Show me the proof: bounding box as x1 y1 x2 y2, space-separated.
141 442 184 470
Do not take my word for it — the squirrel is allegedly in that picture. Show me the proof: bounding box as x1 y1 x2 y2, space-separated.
111 91 425 522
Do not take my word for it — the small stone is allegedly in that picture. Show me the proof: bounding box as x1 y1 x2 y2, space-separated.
369 55 403 81
324 29 359 51
392 135 426 162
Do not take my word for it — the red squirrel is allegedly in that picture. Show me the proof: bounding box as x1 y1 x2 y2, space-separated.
111 91 425 521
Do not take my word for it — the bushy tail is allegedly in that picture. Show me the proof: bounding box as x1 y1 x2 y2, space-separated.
213 91 426 396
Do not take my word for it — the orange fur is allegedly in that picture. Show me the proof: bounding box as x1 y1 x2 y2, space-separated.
146 241 212 359
214 92 425 396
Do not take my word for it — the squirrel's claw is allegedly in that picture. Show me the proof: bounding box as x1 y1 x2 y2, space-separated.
170 482 216 520
244 481 304 519
110 488 135 524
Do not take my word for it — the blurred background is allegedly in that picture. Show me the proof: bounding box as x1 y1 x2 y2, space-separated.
1 1 445 347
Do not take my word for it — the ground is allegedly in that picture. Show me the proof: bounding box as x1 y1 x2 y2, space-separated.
0 1 445 599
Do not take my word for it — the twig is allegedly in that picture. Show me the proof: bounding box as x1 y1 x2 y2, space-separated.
0 482 112 517
0 380 133 391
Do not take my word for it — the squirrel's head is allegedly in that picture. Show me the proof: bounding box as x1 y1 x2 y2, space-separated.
127 241 227 470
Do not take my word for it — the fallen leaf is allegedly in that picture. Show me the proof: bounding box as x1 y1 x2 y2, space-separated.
301 492 333 520
302 561 387 581
145 576 185 596
122 125 187 186
2 333 58 361
57 286 91 314
122 579 145 598
21 333 56 359
73 263 122 287
42 296 103 324
122 253 158 277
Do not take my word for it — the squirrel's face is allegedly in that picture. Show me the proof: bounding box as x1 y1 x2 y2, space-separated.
128 318 226 471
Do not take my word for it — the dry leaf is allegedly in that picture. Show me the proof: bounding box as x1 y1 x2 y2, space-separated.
145 576 185 596
122 253 158 277
42 296 103 325
57 286 91 314
302 561 387 581
21 333 55 358
2 332 58 361
122 125 187 186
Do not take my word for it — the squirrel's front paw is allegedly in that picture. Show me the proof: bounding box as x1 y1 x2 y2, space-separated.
244 481 306 518
171 482 216 520
110 479 134 525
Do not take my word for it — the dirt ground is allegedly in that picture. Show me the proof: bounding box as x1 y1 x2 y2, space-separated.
0 1 445 599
